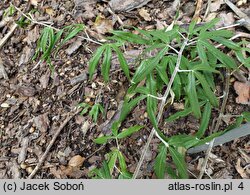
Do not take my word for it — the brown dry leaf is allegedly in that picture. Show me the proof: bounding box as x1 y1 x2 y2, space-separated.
50 167 65 179
30 0 38 6
138 8 151 21
45 7 56 16
65 39 82 55
94 15 113 35
19 46 32 66
68 155 85 167
17 85 36 97
235 159 248 178
39 70 50 89
33 113 50 133
234 81 250 104
216 12 235 28
210 0 224 12
204 13 217 22
61 166 84 178
24 26 40 45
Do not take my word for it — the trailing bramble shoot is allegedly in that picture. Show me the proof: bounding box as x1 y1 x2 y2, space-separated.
88 18 250 179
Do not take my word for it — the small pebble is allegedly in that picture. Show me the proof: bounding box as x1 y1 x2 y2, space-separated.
20 162 27 169
26 167 33 174
29 127 35 133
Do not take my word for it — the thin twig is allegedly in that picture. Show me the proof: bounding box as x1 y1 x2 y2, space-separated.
198 138 215 179
0 57 9 80
132 38 189 179
193 0 203 21
28 109 81 179
203 0 211 20
213 69 230 132
224 0 250 31
0 23 18 49
13 5 102 45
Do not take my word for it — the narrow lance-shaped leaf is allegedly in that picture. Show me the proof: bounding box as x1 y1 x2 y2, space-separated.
111 45 130 80
108 150 118 174
168 134 199 149
169 146 188 179
196 101 212 138
211 36 240 51
242 112 250 122
199 29 233 39
132 47 168 83
186 71 201 118
194 71 219 107
62 24 84 44
119 95 146 122
117 125 143 139
156 56 169 85
101 45 112 82
200 40 237 69
117 151 127 173
196 41 209 66
88 45 106 80
99 161 112 179
94 135 114 144
154 144 167 179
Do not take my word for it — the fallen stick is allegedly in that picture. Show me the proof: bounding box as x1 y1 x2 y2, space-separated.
28 109 81 179
0 57 8 80
224 0 250 31
187 122 250 154
0 23 18 49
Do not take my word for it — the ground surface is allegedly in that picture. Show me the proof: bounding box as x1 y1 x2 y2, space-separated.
0 0 250 179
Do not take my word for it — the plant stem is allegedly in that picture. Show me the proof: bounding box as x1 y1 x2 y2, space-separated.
132 38 189 179
213 69 230 132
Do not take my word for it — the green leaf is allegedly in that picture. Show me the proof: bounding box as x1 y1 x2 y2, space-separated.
119 95 147 122
89 104 102 123
169 146 188 179
61 24 84 44
200 40 237 69
108 150 118 173
198 18 220 33
200 30 233 39
94 136 114 144
132 47 168 83
88 45 106 80
118 171 132 179
166 166 179 179
187 72 201 118
111 45 130 80
111 31 149 44
169 58 182 99
211 36 241 50
117 151 127 173
117 125 143 139
99 161 112 179
196 41 209 66
154 144 167 179
156 56 169 85
225 116 244 131
168 134 199 149
242 112 250 122
101 45 112 82
146 74 158 129
194 71 219 107
191 64 219 73
196 102 212 138
165 107 192 122
111 121 120 136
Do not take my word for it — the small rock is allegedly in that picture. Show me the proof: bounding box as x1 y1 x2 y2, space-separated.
68 155 85 167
